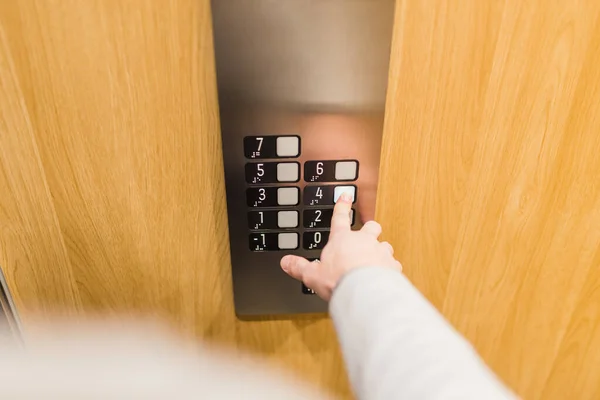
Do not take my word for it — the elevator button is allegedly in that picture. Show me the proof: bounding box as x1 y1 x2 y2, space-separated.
334 185 357 203
245 162 276 184
304 160 359 182
303 231 330 250
277 187 299 206
302 283 316 295
249 233 279 251
304 208 333 228
304 208 355 228
248 210 279 230
247 187 279 207
335 161 358 181
304 185 334 206
244 136 276 159
245 162 299 184
302 258 319 294
277 162 300 182
276 136 300 157
278 211 299 228
304 161 334 182
278 232 299 250
244 135 300 159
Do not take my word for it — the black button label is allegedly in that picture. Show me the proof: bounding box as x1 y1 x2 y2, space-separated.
246 187 278 207
249 233 279 251
303 185 335 206
249 232 299 251
244 136 300 159
245 162 300 184
244 136 277 159
303 231 330 250
304 160 359 182
304 161 336 182
245 162 277 184
248 210 279 230
302 283 316 295
303 208 355 228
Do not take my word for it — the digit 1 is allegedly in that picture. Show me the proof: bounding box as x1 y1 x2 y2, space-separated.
258 211 264 224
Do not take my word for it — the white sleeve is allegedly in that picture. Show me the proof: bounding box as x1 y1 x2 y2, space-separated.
329 267 518 400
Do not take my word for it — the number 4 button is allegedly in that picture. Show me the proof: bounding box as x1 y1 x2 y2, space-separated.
304 185 356 206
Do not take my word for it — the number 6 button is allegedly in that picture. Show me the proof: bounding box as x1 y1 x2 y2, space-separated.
304 160 358 182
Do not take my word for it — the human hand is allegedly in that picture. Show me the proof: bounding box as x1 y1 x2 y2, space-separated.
280 193 402 301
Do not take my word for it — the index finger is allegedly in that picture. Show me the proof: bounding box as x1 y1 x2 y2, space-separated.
330 192 353 234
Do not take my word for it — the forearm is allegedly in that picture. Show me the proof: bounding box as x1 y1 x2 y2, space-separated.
329 267 517 400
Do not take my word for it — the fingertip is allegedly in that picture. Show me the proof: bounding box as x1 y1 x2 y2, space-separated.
280 255 292 272
337 192 353 204
280 255 312 281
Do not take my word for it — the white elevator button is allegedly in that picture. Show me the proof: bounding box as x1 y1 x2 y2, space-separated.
278 233 299 250
334 185 356 203
277 211 298 228
277 187 299 205
276 136 300 157
335 161 358 181
277 163 299 182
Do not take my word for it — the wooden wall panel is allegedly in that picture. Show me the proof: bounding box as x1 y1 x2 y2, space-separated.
0 0 349 397
378 1 600 399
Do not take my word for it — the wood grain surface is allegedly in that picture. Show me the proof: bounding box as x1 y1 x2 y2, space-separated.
378 0 600 399
1 0 600 399
0 0 349 398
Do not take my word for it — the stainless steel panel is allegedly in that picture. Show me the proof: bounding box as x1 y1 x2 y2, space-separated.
211 0 396 316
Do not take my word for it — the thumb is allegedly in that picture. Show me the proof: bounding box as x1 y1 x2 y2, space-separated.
281 255 315 282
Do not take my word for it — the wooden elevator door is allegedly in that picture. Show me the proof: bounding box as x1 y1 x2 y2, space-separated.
1 1 600 399
378 1 600 399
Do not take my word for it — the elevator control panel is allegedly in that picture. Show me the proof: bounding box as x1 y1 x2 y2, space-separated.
210 0 396 316
244 136 358 253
